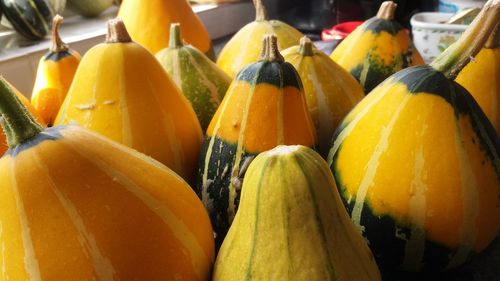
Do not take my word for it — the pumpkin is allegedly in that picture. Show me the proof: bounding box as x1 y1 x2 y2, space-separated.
455 24 499 134
0 0 55 40
327 0 500 272
67 0 113 17
196 35 317 248
282 37 364 156
55 18 203 183
330 1 425 93
31 15 81 126
156 23 231 131
118 0 215 60
0 77 214 280
0 82 45 155
216 0 304 78
213 145 381 281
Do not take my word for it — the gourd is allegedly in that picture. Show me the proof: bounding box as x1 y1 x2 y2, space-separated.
327 0 500 272
156 23 231 131
216 0 304 78
0 82 45 155
0 0 55 40
31 15 81 126
196 35 317 249
282 37 364 156
455 24 499 134
67 0 113 17
48 0 65 14
118 0 215 60
330 1 424 93
55 18 203 183
213 145 381 281
0 77 214 280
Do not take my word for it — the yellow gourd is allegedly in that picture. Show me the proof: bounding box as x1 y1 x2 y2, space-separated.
0 77 214 280
31 15 81 126
55 18 203 183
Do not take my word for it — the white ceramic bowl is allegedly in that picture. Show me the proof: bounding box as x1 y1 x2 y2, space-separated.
411 12 468 63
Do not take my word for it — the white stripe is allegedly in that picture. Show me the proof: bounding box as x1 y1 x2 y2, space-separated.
351 95 411 231
171 49 183 89
402 145 427 271
33 152 116 281
1 222 5 279
10 159 42 281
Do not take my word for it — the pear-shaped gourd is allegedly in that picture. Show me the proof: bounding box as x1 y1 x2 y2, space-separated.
196 35 317 249
0 77 214 280
282 37 364 156
213 145 381 281
156 23 231 131
456 24 500 134
330 1 424 93
32 15 81 126
55 19 202 183
68 0 113 17
328 0 500 272
118 0 215 60
0 81 45 155
216 0 304 78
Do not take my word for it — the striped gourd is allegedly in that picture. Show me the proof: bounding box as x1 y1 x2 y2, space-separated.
216 0 304 78
55 19 202 183
196 35 317 248
156 23 231 131
0 0 55 40
282 37 364 156
328 0 500 272
0 77 214 280
456 24 500 134
31 15 81 126
118 0 215 60
213 145 381 281
330 1 424 93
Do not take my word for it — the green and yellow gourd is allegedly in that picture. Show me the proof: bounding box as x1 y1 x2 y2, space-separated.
330 1 425 93
31 15 81 126
216 0 304 78
55 18 202 183
0 77 214 280
328 0 500 272
0 0 54 40
196 35 317 248
156 23 231 131
282 37 364 156
213 145 381 281
456 24 500 134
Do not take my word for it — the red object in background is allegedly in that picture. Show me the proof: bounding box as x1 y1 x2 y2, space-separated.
321 21 363 41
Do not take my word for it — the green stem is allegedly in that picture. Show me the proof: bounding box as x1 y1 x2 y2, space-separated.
169 23 184 48
51 15 69 53
376 1 397 20
260 34 284 62
253 0 268 21
299 36 314 56
0 77 43 148
430 0 500 80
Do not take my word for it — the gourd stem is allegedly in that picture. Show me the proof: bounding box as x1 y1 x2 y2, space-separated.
485 22 500 48
0 77 43 148
299 36 314 56
106 17 132 43
376 1 397 20
253 0 268 21
430 0 500 80
50 15 68 53
169 23 184 48
260 34 284 62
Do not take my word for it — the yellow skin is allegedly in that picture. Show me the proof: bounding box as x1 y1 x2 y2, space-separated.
31 51 81 126
118 0 213 57
456 47 500 134
329 80 499 263
282 44 364 156
0 126 214 280
216 21 303 78
213 145 381 281
55 41 202 183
